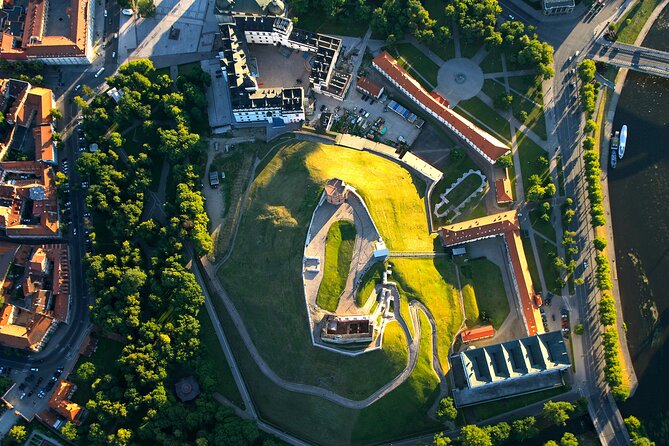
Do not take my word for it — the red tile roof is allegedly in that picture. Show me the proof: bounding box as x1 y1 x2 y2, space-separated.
461 325 496 342
48 380 82 423
356 76 383 98
372 51 509 163
438 210 540 336
495 178 513 204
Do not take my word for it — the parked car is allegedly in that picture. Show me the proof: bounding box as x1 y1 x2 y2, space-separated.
30 367 39 372
121 8 134 16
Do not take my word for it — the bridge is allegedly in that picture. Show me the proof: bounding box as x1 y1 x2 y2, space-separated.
593 40 669 78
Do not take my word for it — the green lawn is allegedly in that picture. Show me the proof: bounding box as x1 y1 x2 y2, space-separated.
444 173 484 209
355 261 386 307
456 96 512 142
459 258 510 329
515 131 550 195
197 309 244 408
391 258 463 367
537 238 563 295
317 220 357 311
615 0 665 43
217 141 435 398
429 152 480 227
177 61 203 78
389 43 440 88
461 277 479 327
295 10 368 37
508 76 547 141
482 79 508 104
479 47 504 73
470 385 569 421
428 40 456 62
530 208 557 243
70 337 125 406
521 234 543 294
351 312 441 444
459 39 481 59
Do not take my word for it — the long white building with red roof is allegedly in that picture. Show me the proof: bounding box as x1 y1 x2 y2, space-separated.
372 51 510 164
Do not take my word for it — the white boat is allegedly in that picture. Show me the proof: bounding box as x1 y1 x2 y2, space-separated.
618 125 627 159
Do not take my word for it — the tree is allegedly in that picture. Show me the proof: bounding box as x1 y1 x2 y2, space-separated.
494 93 514 110
437 397 457 421
137 0 156 17
584 119 598 134
61 421 79 441
50 107 63 120
8 425 28 444
545 442 559 446
578 59 597 83
433 432 452 445
460 425 492 446
511 416 538 441
82 84 96 97
599 294 617 326
77 361 96 381
560 432 579 446
495 154 513 168
543 400 575 426
574 323 584 335
518 110 529 123
484 422 511 446
594 236 607 251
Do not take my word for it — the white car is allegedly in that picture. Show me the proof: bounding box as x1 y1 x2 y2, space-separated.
94 67 105 78
121 8 134 16
104 9 108 17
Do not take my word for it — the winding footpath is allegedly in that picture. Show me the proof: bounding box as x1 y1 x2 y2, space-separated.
198 252 446 409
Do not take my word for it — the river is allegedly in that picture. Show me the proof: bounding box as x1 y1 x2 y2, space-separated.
608 4 669 443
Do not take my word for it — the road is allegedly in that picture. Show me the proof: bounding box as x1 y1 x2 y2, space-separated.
531 0 635 443
0 0 121 421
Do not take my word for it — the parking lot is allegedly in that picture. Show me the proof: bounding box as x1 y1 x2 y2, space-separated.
315 88 423 145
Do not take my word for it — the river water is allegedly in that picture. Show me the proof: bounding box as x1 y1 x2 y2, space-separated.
608 5 669 442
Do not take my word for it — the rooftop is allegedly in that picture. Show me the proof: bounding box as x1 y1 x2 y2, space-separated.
0 0 92 61
372 51 510 163
439 211 541 336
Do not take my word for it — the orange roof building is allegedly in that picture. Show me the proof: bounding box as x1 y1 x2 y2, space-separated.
0 243 70 350
495 178 513 204
47 380 83 424
461 325 496 343
372 51 510 164
0 0 94 64
438 210 542 336
0 161 60 237
356 76 384 99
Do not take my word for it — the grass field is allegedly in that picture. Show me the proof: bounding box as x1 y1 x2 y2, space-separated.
391 258 462 367
530 208 557 243
317 221 357 311
212 287 441 445
470 385 569 420
351 312 441 443
615 0 665 43
537 238 562 295
459 259 510 328
198 309 244 407
70 337 124 406
389 43 440 88
217 141 439 398
482 79 508 104
509 75 547 141
355 261 386 307
429 152 481 227
516 131 550 195
521 234 543 294
456 96 512 142
296 10 368 37
480 48 504 73
444 173 484 208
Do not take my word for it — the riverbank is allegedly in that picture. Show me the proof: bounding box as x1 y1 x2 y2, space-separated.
598 0 669 398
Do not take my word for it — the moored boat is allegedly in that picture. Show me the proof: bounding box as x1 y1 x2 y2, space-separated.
619 125 627 159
